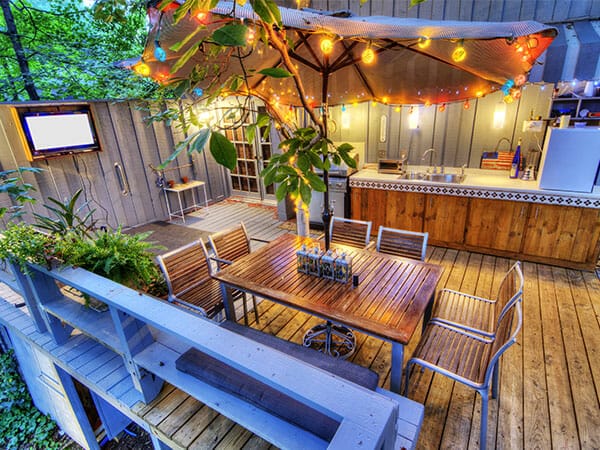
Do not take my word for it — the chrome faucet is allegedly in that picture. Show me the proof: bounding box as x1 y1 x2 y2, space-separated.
421 148 438 174
494 137 512 153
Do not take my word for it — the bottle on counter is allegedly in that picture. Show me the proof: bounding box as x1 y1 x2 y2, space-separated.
509 138 522 179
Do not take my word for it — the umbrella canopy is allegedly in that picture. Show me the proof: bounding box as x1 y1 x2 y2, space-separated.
139 1 557 106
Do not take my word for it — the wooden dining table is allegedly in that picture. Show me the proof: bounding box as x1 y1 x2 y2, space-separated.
212 233 443 393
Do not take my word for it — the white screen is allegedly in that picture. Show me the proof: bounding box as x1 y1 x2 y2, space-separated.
24 113 96 151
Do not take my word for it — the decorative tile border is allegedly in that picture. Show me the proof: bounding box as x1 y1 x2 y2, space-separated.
349 179 600 209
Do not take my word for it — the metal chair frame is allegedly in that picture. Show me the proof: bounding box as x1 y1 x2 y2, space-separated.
156 239 223 318
208 222 268 325
431 261 523 337
405 301 522 450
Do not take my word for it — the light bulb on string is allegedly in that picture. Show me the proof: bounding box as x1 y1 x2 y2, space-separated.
195 11 209 24
154 41 166 62
320 36 334 55
438 103 446 112
463 99 470 110
361 46 376 65
452 40 467 62
134 62 151 77
417 36 431 49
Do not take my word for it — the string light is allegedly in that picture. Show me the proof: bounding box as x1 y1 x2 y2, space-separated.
246 28 256 45
320 36 334 55
361 46 376 65
382 96 389 104
394 106 401 112
452 40 467 62
438 103 446 112
154 41 166 62
417 37 431 49
195 11 209 24
463 99 470 110
476 90 483 98
134 62 151 77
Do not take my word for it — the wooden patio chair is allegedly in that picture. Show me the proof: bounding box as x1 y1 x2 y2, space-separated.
405 300 522 450
208 222 268 325
156 240 224 318
431 261 523 337
375 226 428 260
329 216 372 249
303 217 373 358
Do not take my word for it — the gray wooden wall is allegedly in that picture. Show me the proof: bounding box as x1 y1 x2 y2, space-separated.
327 82 554 167
279 0 600 23
0 100 229 230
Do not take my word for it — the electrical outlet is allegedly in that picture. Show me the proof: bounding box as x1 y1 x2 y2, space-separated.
377 150 387 158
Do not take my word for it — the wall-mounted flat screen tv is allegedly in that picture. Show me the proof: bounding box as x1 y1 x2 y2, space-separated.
15 107 101 161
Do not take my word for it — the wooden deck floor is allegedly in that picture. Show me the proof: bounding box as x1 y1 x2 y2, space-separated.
3 199 598 449
175 199 600 449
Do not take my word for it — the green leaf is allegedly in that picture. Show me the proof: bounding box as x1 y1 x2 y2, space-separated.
275 181 289 202
212 23 248 46
300 182 312 205
170 28 203 52
337 142 354 153
307 151 324 169
246 124 256 145
250 0 282 26
297 153 310 172
209 131 237 170
256 113 270 128
410 0 427 7
171 42 200 74
306 172 326 192
258 67 293 78
339 148 357 168
189 128 211 154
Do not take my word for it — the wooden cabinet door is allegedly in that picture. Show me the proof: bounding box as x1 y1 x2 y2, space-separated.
424 194 468 245
351 188 424 234
523 204 600 263
384 190 425 232
465 199 528 252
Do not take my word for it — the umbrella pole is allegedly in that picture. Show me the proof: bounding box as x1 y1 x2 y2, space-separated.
321 72 331 251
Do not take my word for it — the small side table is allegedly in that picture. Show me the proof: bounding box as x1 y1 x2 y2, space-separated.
163 180 209 223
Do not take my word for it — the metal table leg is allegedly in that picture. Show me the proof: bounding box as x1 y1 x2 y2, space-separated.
390 342 404 393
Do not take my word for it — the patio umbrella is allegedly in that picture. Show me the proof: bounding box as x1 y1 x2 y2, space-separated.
137 1 557 245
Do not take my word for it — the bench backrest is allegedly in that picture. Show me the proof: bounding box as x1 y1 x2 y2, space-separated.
329 217 372 249
376 226 428 261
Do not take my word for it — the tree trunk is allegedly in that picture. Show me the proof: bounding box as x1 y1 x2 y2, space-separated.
0 0 39 100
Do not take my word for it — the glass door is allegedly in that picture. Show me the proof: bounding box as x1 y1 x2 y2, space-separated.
222 101 274 200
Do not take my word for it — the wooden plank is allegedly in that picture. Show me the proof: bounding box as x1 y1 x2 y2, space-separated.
552 267 600 449
519 262 552 449
537 264 579 449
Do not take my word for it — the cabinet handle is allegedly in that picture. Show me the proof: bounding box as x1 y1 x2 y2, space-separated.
114 162 130 196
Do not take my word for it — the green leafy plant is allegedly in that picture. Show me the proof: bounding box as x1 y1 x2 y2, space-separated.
0 223 56 272
0 350 67 450
57 227 166 295
0 167 42 220
33 188 97 238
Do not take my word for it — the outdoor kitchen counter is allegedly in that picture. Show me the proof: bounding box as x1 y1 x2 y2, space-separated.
350 167 600 270
349 167 600 209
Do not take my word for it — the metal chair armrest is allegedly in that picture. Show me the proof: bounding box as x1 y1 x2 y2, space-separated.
438 288 494 304
210 256 234 266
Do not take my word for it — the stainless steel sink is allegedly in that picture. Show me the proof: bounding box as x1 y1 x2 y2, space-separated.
398 171 465 184
424 173 466 183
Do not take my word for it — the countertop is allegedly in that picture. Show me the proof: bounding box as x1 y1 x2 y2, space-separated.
349 166 600 209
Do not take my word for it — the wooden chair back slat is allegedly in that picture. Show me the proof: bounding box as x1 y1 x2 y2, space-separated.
208 222 251 265
376 226 428 261
156 240 223 316
330 217 372 249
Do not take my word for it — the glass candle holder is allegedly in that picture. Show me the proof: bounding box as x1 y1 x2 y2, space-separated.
335 252 352 283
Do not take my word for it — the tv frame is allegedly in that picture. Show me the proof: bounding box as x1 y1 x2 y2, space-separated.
13 106 102 161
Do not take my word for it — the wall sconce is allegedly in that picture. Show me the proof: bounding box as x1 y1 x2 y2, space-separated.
408 106 419 129
493 102 506 129
341 105 351 129
379 115 387 142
